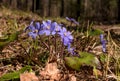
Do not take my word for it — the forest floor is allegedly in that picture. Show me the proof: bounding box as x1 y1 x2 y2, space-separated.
0 6 120 81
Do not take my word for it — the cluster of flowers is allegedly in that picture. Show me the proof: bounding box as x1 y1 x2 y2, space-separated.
100 34 106 53
25 20 76 55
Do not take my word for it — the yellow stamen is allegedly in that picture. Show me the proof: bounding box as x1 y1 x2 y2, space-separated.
47 26 50 29
34 29 38 33
64 32 67 36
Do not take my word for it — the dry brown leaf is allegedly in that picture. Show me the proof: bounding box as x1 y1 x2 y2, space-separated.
20 72 39 81
40 62 61 80
45 62 59 75
69 74 77 81
39 62 77 81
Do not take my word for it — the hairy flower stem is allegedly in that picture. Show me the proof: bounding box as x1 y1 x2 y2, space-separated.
61 41 64 59
19 44 30 58
48 36 50 53
86 20 89 37
54 35 57 54
70 22 72 27
33 38 38 50
39 36 49 50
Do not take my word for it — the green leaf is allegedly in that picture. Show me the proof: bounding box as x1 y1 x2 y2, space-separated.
99 54 106 63
65 52 96 71
65 57 81 71
0 31 20 51
18 65 31 73
0 71 20 81
0 65 31 81
88 29 104 36
78 52 95 66
9 31 19 42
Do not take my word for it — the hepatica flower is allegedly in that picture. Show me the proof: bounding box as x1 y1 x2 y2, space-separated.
25 20 35 32
67 44 76 55
40 20 52 36
28 32 38 39
58 27 75 55
101 40 106 53
58 27 73 46
100 34 104 42
51 22 62 35
100 34 106 53
35 22 41 30
25 21 41 39
66 17 79 25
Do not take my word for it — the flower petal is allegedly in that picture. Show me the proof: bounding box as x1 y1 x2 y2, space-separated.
46 20 51 25
38 30 45 35
66 17 71 21
28 32 37 39
45 30 51 36
63 37 69 46
71 18 79 25
62 27 67 32
100 34 104 42
35 22 40 29
68 35 73 40
51 31 56 35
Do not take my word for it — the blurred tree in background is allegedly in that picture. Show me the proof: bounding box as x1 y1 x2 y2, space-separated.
0 0 119 23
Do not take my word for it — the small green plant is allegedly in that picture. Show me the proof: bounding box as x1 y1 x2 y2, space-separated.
0 65 31 81
0 31 20 52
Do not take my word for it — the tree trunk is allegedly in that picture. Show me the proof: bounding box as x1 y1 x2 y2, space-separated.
11 0 17 9
50 0 61 17
41 0 49 17
60 0 64 16
2 0 11 6
77 0 81 18
32 0 36 12
63 0 69 17
27 0 33 11
118 0 120 21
